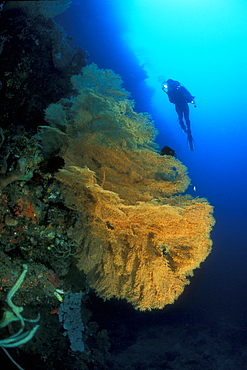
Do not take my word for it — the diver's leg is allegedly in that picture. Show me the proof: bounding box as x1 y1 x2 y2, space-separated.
183 104 191 132
175 104 186 131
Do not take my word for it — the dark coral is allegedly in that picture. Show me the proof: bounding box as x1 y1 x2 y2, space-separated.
0 8 88 131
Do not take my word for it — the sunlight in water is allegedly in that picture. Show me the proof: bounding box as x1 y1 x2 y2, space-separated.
110 0 247 143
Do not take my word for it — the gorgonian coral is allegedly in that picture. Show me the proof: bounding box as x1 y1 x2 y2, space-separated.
42 63 215 310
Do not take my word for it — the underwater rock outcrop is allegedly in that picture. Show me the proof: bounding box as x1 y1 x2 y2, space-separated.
43 64 215 311
0 2 87 130
4 1 72 19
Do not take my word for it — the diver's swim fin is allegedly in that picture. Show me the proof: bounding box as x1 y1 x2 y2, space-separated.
187 130 194 151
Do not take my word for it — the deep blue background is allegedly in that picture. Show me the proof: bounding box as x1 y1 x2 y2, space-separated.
57 0 247 325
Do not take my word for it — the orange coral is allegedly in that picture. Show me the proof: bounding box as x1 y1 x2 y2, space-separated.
56 154 214 311
16 198 38 223
45 63 214 310
60 140 190 203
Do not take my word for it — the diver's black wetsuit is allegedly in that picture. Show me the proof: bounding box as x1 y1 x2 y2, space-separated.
164 79 194 132
174 101 190 131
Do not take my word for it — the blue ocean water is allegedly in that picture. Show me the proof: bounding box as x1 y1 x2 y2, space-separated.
57 0 247 366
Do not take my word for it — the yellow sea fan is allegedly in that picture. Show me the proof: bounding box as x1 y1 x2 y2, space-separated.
56 164 214 311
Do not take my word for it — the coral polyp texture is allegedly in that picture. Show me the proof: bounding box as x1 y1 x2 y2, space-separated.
44 63 215 310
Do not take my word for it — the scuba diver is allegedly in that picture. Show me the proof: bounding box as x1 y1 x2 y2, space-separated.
162 79 196 150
